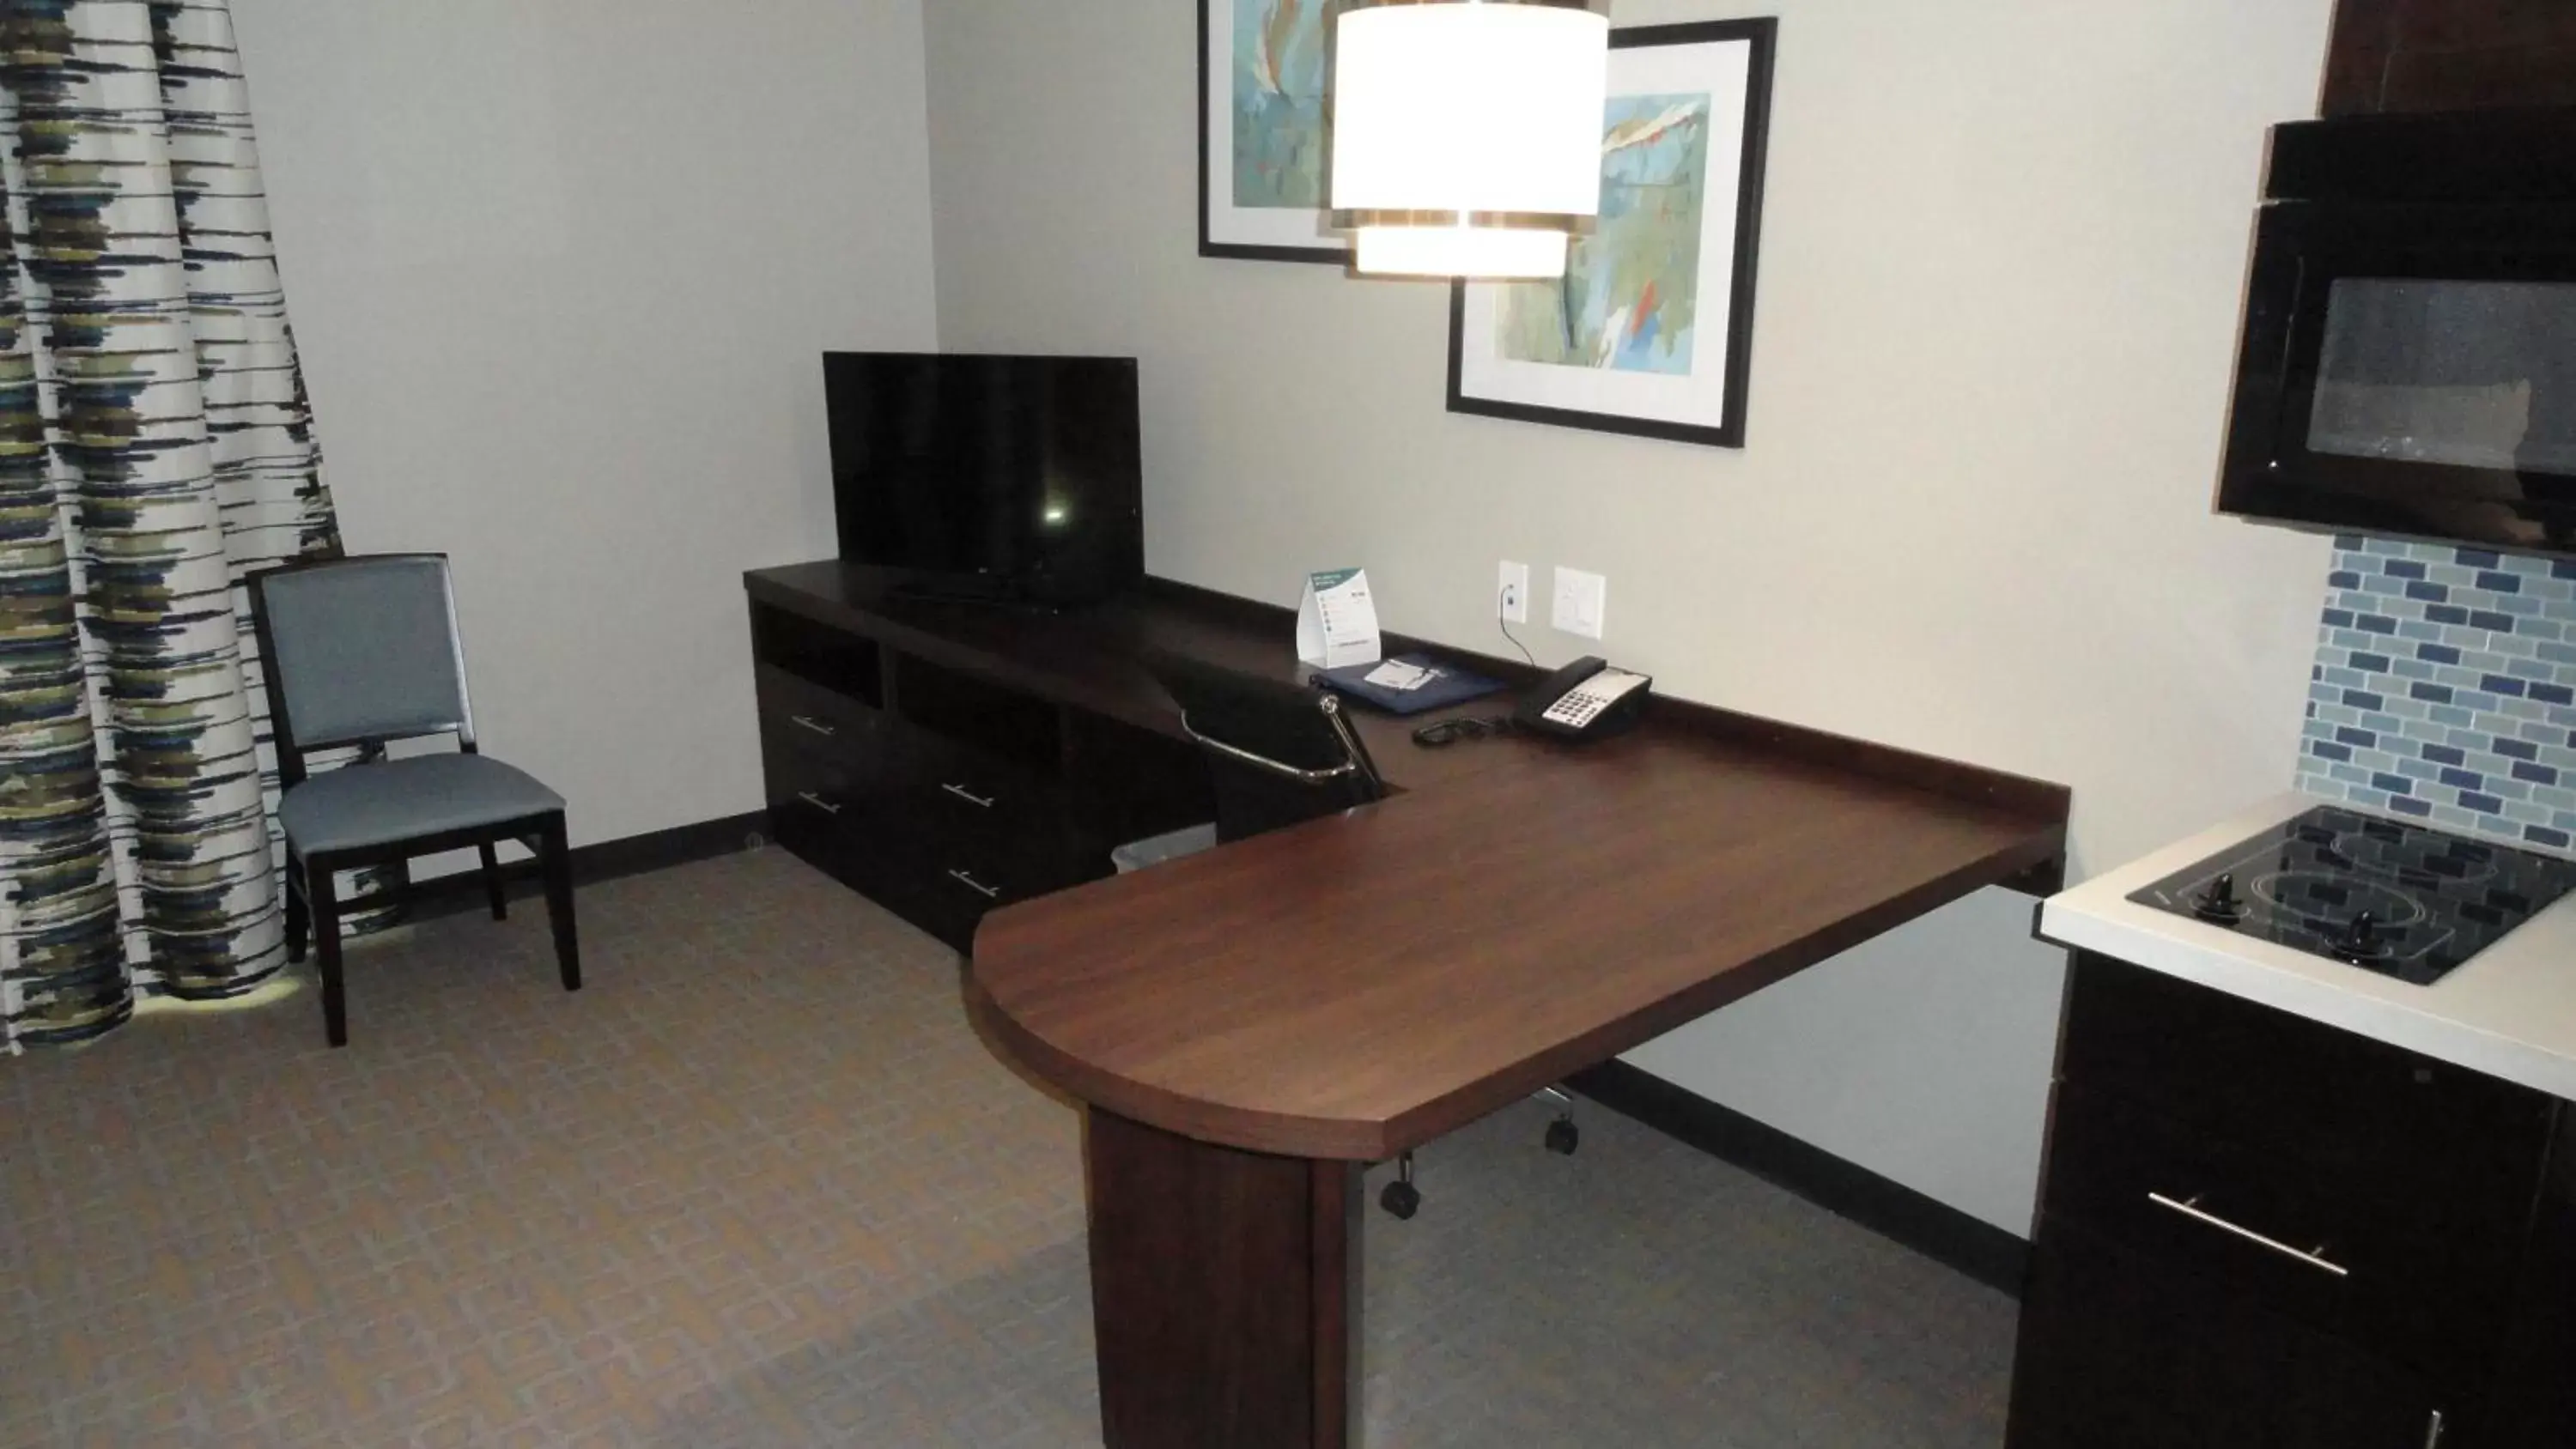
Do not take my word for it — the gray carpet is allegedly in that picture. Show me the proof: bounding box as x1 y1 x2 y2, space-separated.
0 848 2014 1447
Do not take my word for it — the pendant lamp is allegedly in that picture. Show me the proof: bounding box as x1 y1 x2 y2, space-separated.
1328 0 1611 280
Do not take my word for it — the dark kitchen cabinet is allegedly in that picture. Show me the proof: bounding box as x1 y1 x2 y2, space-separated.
2014 1222 2442 1449
2324 0 2576 117
2008 953 2566 1448
749 593 1214 955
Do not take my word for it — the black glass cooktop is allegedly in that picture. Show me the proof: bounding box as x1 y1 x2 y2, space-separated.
2128 805 2576 985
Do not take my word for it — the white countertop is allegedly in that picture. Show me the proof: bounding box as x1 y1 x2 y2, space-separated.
2040 791 2576 1104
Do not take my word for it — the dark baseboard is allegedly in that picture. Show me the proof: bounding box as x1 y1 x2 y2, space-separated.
400 811 773 925
1567 1059 2030 1297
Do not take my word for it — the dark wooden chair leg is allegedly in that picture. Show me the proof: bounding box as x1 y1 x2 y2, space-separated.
540 815 580 992
311 864 348 1048
477 841 508 920
283 864 308 964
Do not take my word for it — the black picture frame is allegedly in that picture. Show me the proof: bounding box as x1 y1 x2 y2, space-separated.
1445 17 1778 449
1200 0 1350 264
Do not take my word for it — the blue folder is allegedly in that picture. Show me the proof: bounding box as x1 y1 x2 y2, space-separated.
1310 653 1507 716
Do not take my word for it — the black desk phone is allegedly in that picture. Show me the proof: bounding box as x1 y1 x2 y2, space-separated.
1514 657 1652 741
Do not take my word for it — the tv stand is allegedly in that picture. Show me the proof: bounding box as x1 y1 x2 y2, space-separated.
741 561 1567 953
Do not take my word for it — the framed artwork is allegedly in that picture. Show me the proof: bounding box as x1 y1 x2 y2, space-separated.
1446 18 1778 448
1200 0 1350 264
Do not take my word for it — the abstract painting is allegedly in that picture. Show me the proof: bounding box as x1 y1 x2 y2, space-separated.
1498 94 1714 375
1201 0 1350 263
1449 19 1777 448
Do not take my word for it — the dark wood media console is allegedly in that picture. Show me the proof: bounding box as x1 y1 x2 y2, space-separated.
744 561 1562 952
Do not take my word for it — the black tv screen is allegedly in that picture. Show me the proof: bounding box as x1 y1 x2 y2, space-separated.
824 352 1144 605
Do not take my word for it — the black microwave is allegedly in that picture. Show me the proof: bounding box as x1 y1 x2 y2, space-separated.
2218 109 2576 560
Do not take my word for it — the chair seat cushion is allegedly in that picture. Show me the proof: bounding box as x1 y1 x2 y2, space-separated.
279 753 565 858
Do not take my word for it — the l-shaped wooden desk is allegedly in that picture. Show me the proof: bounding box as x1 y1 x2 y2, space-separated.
744 563 2070 1449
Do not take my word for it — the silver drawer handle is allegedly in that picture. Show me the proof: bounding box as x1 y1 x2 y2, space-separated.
795 791 843 816
2148 1193 2348 1278
941 783 996 809
790 714 838 738
947 869 1001 900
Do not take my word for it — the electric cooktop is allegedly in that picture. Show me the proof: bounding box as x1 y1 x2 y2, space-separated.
2128 804 2576 985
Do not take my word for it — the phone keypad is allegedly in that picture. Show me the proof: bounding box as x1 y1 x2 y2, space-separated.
1546 693 1607 726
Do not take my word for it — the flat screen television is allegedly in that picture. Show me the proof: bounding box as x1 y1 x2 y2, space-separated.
824 351 1145 606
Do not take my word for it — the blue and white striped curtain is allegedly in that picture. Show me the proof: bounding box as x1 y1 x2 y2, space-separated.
0 0 337 1051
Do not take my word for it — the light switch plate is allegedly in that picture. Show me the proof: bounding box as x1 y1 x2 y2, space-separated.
1552 567 1606 640
1498 561 1530 625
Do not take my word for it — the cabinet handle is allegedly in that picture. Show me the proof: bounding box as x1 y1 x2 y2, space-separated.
2423 1410 2444 1448
947 868 1001 900
790 714 838 738
2147 1193 2348 1278
941 783 996 809
795 791 843 816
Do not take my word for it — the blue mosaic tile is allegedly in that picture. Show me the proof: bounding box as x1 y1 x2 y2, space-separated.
2299 537 2576 860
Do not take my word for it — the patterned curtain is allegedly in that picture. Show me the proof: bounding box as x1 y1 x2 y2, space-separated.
0 0 336 1051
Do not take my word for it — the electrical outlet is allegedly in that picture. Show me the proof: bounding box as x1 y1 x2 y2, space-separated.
1497 561 1530 625
1552 567 1606 640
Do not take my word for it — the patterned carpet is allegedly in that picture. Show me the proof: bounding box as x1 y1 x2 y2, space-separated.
0 849 2016 1447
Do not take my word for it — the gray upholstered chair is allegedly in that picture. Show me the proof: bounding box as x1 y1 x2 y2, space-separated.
246 554 578 1047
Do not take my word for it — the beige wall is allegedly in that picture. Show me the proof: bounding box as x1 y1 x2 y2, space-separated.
232 0 942 853
926 0 2341 1232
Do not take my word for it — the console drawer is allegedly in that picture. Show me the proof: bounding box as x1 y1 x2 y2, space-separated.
900 726 1063 841
2042 1083 2528 1380
757 662 887 763
846 828 1077 955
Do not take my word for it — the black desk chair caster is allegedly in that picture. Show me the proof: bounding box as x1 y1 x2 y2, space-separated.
1541 1086 1579 1155
1381 1152 1421 1221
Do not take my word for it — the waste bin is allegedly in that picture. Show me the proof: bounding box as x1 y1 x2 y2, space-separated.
1110 822 1218 874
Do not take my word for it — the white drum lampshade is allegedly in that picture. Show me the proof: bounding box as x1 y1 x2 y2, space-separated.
1329 0 1611 279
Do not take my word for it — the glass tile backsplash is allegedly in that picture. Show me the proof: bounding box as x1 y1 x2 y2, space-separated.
2296 537 2576 858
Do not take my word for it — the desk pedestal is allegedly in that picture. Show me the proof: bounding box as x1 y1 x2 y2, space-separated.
1085 1109 1361 1449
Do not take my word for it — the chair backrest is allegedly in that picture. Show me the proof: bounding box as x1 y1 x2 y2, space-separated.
249 555 474 761
1148 655 1387 844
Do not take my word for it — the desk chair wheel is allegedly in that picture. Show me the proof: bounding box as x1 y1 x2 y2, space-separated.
1540 1085 1580 1155
1380 1153 1421 1221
